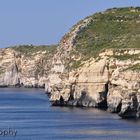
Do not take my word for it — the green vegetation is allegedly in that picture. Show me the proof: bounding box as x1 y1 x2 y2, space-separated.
11 45 57 56
113 54 140 60
124 64 140 71
74 7 140 58
69 60 82 70
0 67 4 74
35 60 45 76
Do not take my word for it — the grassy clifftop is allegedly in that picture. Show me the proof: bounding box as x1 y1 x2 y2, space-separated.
74 7 140 58
11 45 57 56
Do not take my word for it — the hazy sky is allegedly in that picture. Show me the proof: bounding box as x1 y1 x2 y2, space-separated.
0 0 139 48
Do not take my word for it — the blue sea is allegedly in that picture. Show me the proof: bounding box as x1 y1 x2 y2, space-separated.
0 88 140 140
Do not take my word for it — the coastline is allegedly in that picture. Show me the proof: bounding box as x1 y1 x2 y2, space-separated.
0 7 140 120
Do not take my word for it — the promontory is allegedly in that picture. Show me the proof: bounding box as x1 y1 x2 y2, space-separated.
0 7 140 119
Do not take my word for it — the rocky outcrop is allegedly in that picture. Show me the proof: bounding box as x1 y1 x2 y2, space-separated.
45 7 140 119
45 16 92 97
48 58 109 109
0 48 19 87
68 58 109 108
108 69 140 118
0 46 56 88
46 48 140 118
0 7 140 119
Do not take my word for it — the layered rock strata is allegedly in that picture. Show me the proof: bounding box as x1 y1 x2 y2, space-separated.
45 7 140 118
0 7 140 119
0 47 55 88
46 48 140 119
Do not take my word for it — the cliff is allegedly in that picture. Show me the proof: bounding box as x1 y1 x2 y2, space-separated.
0 45 56 88
0 7 140 119
45 7 140 119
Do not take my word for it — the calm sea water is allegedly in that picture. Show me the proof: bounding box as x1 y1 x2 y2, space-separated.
0 88 140 140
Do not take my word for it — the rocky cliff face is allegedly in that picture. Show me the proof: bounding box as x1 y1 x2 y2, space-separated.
0 46 56 88
108 54 140 118
45 7 140 119
45 16 92 93
46 48 140 118
0 7 140 119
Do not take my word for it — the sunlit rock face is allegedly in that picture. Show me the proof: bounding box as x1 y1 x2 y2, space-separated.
108 70 140 118
47 58 109 108
0 47 56 88
67 58 109 108
46 47 140 118
45 7 140 118
0 7 140 119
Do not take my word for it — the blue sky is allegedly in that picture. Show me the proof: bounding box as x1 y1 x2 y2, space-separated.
0 0 139 48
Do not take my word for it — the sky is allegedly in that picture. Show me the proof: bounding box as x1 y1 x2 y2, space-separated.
0 0 139 48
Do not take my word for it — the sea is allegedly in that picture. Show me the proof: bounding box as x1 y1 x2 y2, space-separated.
0 88 140 140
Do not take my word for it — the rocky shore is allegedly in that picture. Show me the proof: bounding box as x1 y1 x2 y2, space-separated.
0 46 56 88
0 7 140 119
46 49 140 119
45 7 140 119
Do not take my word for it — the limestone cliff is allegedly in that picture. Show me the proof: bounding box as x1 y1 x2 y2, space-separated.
0 7 140 119
45 7 140 119
0 45 56 88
